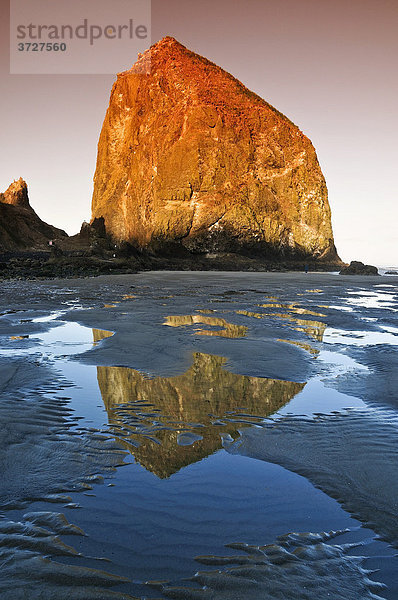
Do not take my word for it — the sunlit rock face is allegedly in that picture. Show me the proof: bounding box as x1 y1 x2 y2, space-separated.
93 344 305 478
0 178 30 208
0 178 67 251
92 36 339 262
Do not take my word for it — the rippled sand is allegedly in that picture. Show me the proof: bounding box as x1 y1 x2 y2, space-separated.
0 373 126 510
0 356 131 598
0 271 397 598
224 408 398 546
156 530 385 600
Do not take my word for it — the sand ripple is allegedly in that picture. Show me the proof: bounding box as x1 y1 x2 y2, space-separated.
224 408 398 546
152 530 385 599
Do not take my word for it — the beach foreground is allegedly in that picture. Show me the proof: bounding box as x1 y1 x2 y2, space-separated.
0 271 397 599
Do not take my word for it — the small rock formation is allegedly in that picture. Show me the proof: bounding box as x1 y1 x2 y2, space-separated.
79 216 107 240
0 178 67 251
0 177 30 208
78 217 107 248
92 36 340 263
340 261 379 276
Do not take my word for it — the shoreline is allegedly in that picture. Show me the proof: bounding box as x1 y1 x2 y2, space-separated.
0 250 344 280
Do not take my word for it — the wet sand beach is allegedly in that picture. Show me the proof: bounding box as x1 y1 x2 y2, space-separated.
0 271 397 599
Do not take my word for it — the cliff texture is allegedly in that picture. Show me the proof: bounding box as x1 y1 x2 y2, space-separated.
92 37 339 261
0 178 67 251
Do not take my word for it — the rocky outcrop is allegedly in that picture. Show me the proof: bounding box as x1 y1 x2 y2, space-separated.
340 261 379 276
92 36 340 263
0 177 30 208
0 178 67 251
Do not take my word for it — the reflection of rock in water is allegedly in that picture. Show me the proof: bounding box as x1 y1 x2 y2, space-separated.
163 304 326 343
292 317 326 342
92 328 114 344
164 314 248 338
95 348 305 478
276 338 319 356
153 529 384 600
235 302 327 343
253 304 327 342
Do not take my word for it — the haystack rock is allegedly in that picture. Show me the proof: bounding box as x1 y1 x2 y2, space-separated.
92 37 339 262
0 178 67 251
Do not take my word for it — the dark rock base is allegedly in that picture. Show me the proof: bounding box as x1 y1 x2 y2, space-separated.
0 250 343 280
340 261 379 276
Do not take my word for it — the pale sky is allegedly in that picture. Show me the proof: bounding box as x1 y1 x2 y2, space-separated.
1 0 397 265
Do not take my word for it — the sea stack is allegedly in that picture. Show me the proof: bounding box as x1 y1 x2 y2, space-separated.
92 37 339 262
0 178 67 251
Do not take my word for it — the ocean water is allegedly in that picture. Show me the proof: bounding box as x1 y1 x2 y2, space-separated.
378 266 398 276
0 271 397 599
